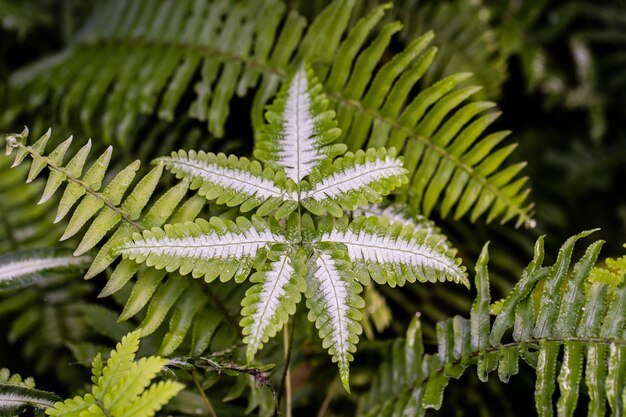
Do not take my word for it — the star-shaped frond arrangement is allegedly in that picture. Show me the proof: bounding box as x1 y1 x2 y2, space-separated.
116 66 468 391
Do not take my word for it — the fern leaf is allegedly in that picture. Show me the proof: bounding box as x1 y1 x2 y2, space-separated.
255 66 343 182
45 395 98 417
106 356 170 415
0 248 92 290
319 216 467 287
157 150 298 215
305 248 364 393
48 331 183 417
0 368 59 417
301 148 408 216
117 216 283 283
118 380 183 417
3 128 154 261
241 250 306 362
359 231 626 416
93 331 140 401
4 0 534 227
0 384 60 416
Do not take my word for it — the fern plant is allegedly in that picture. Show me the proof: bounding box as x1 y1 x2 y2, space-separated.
113 66 468 391
2 0 535 229
359 231 626 416
47 331 183 417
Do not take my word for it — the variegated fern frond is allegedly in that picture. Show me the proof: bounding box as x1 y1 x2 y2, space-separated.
113 66 468 391
0 368 60 417
3 0 534 227
0 248 92 290
359 231 626 416
47 331 184 417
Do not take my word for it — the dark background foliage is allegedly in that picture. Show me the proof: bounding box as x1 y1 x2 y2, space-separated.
0 0 624 415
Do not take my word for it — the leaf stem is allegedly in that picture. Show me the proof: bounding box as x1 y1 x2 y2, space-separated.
192 370 218 417
316 378 338 417
277 316 296 417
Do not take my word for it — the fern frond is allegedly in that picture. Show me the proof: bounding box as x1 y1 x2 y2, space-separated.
0 368 60 416
301 148 408 216
2 128 241 359
0 248 92 290
359 231 626 416
241 249 306 362
4 128 155 257
117 216 283 283
47 331 183 417
255 65 344 182
4 0 534 227
306 247 364 393
392 0 507 99
157 150 298 216
318 216 467 288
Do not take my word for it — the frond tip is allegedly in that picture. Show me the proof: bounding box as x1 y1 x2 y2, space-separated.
255 66 344 182
306 248 364 393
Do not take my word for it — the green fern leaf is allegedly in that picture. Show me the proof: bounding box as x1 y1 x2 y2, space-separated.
359 231 626 416
118 380 183 417
47 331 183 417
4 0 534 227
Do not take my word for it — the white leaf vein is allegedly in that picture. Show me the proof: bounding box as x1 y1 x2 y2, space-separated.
279 69 321 182
248 255 294 351
304 157 404 201
161 156 295 200
321 229 463 278
311 253 349 362
118 230 283 260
